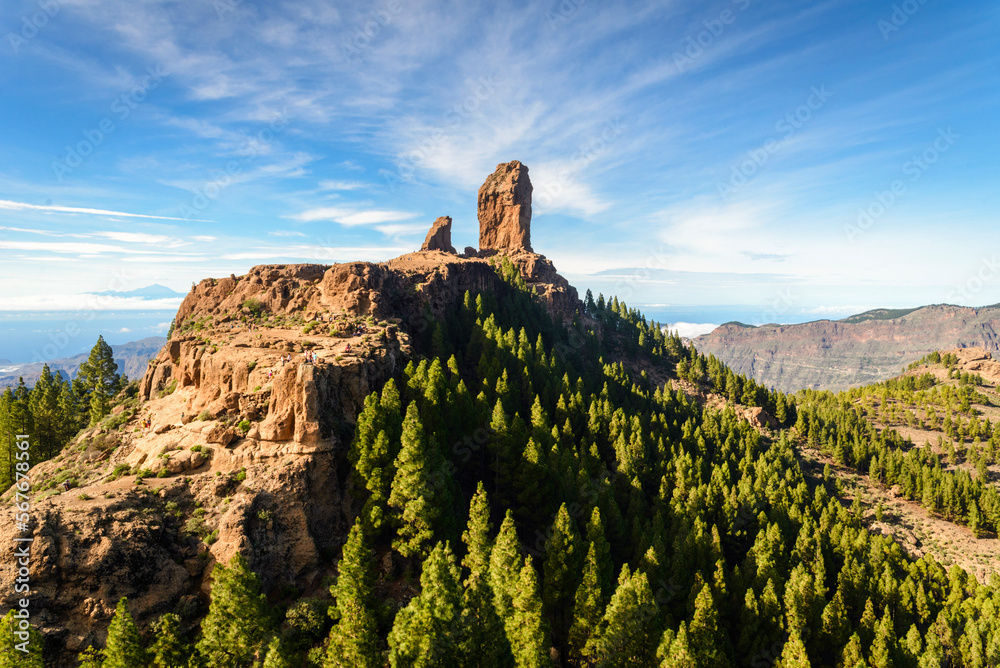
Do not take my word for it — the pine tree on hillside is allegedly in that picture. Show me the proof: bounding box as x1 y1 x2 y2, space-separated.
77 335 120 425
567 542 604 663
542 503 584 653
262 636 295 668
657 623 697 668
389 402 451 559
388 542 464 667
509 558 551 668
0 389 17 491
839 633 867 668
819 589 849 650
324 520 379 668
489 511 522 623
585 507 614 604
103 597 148 668
870 608 897 668
687 582 727 668
775 629 811 668
76 647 102 668
458 484 514 667
149 613 189 668
0 609 44 667
196 554 275 667
28 365 61 459
582 565 659 667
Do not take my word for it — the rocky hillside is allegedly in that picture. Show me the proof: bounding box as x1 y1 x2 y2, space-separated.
0 161 580 663
693 303 1000 392
794 347 1000 582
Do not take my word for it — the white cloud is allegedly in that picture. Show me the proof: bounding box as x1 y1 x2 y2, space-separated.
318 180 367 191
290 206 350 222
338 210 419 226
375 223 430 237
118 327 132 333
290 207 420 227
93 231 180 245
0 199 208 222
119 254 210 263
665 322 720 339
0 294 184 311
0 240 129 254
267 230 306 237
0 225 88 238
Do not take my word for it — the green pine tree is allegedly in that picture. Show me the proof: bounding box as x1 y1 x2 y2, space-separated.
509 558 551 668
567 542 604 663
76 647 102 668
657 623 697 668
458 484 514 667
149 613 189 668
870 608 896 668
585 507 614 603
388 542 464 667
28 365 61 459
687 582 727 668
262 636 295 668
196 554 275 667
0 610 43 668
489 511 523 623
840 633 867 668
324 520 379 668
583 566 659 667
542 504 583 652
103 598 148 668
776 629 811 668
388 403 445 559
78 335 120 425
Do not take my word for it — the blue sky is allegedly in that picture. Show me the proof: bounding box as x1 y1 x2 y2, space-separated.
1 0 999 335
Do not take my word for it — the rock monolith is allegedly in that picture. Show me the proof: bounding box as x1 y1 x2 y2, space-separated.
478 160 532 253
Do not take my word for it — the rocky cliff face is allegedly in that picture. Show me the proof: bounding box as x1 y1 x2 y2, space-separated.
694 304 1000 392
1 160 581 662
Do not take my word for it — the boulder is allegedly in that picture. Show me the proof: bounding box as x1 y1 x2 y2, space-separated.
206 425 237 446
420 216 456 253
478 160 532 253
740 406 778 431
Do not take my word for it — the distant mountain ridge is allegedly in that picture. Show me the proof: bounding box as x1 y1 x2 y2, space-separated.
694 303 1000 392
89 284 185 299
0 337 167 389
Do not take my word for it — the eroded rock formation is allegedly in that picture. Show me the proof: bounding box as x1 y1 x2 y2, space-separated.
478 160 532 253
420 216 456 253
0 160 583 663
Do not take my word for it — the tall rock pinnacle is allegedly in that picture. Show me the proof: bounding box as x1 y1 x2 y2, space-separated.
478 160 532 253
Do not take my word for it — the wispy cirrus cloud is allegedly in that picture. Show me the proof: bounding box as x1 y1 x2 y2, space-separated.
318 180 367 191
0 239 132 254
0 199 208 222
